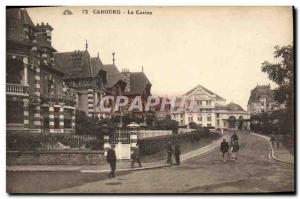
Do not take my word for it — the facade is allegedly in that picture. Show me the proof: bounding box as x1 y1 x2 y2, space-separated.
54 50 120 119
6 8 152 134
247 84 285 115
7 8 76 134
172 85 250 130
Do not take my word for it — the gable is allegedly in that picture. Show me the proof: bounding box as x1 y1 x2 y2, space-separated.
186 87 215 100
184 85 226 101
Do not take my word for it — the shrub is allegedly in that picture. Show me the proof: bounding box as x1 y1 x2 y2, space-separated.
157 115 179 133
138 128 211 156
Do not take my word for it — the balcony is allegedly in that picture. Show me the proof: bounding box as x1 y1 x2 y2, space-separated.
41 93 76 105
6 83 29 97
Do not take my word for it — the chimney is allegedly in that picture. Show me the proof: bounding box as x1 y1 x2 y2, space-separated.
121 68 131 92
36 22 53 45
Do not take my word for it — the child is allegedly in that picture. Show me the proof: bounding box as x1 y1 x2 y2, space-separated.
220 138 229 162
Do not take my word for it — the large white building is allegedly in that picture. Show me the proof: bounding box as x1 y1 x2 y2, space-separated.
172 85 250 130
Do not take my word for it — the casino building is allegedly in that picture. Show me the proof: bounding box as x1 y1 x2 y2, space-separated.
172 85 250 130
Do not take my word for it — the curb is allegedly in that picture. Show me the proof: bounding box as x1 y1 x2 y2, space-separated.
250 133 293 165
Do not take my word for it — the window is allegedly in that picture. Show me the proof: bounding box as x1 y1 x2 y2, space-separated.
217 120 220 126
54 118 59 129
64 109 72 128
7 100 23 123
207 101 211 105
207 115 212 121
197 115 202 121
207 123 212 127
188 115 193 122
224 121 227 126
216 113 219 118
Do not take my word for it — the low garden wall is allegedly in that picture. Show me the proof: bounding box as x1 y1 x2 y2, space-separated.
7 150 105 165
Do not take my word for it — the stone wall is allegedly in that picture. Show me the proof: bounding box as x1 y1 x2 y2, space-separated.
7 150 105 165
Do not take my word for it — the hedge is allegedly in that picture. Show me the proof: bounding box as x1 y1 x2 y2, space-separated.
138 128 217 156
7 133 104 151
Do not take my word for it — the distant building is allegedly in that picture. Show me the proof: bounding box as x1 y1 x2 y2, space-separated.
247 84 285 114
172 85 250 130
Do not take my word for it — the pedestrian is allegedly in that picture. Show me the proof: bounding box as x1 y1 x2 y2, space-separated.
106 144 117 178
221 128 224 134
270 133 275 148
131 143 142 168
220 138 229 162
231 140 239 161
275 134 281 148
174 144 181 165
231 132 238 143
166 141 174 165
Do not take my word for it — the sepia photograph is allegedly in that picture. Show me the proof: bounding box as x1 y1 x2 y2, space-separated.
6 6 294 193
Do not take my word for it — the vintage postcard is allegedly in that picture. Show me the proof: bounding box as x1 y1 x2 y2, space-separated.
6 6 294 193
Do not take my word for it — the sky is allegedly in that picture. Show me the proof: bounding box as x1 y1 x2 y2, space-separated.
27 6 293 109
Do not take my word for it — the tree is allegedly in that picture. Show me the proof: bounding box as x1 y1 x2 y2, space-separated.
261 45 293 104
261 45 294 136
188 122 198 129
75 110 115 135
157 115 179 133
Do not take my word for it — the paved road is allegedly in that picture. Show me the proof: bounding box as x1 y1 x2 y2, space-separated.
53 132 294 193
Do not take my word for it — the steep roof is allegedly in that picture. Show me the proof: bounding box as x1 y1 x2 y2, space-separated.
184 85 226 101
54 51 93 78
125 72 151 95
91 57 104 77
102 64 126 88
248 85 274 104
36 34 57 52
7 8 34 42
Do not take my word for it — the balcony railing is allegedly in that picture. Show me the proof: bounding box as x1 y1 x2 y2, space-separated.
6 83 29 96
41 93 76 104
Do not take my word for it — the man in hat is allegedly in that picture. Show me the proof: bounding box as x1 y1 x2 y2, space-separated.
107 144 117 178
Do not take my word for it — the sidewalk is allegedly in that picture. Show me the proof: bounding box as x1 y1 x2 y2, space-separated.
251 133 294 164
7 133 226 173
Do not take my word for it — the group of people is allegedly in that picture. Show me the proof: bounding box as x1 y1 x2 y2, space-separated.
106 143 143 178
106 132 240 178
105 141 182 178
166 141 181 166
220 132 239 162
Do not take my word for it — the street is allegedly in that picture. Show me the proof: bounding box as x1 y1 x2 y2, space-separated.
54 132 294 193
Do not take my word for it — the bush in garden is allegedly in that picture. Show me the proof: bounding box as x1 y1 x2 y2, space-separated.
138 128 212 156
